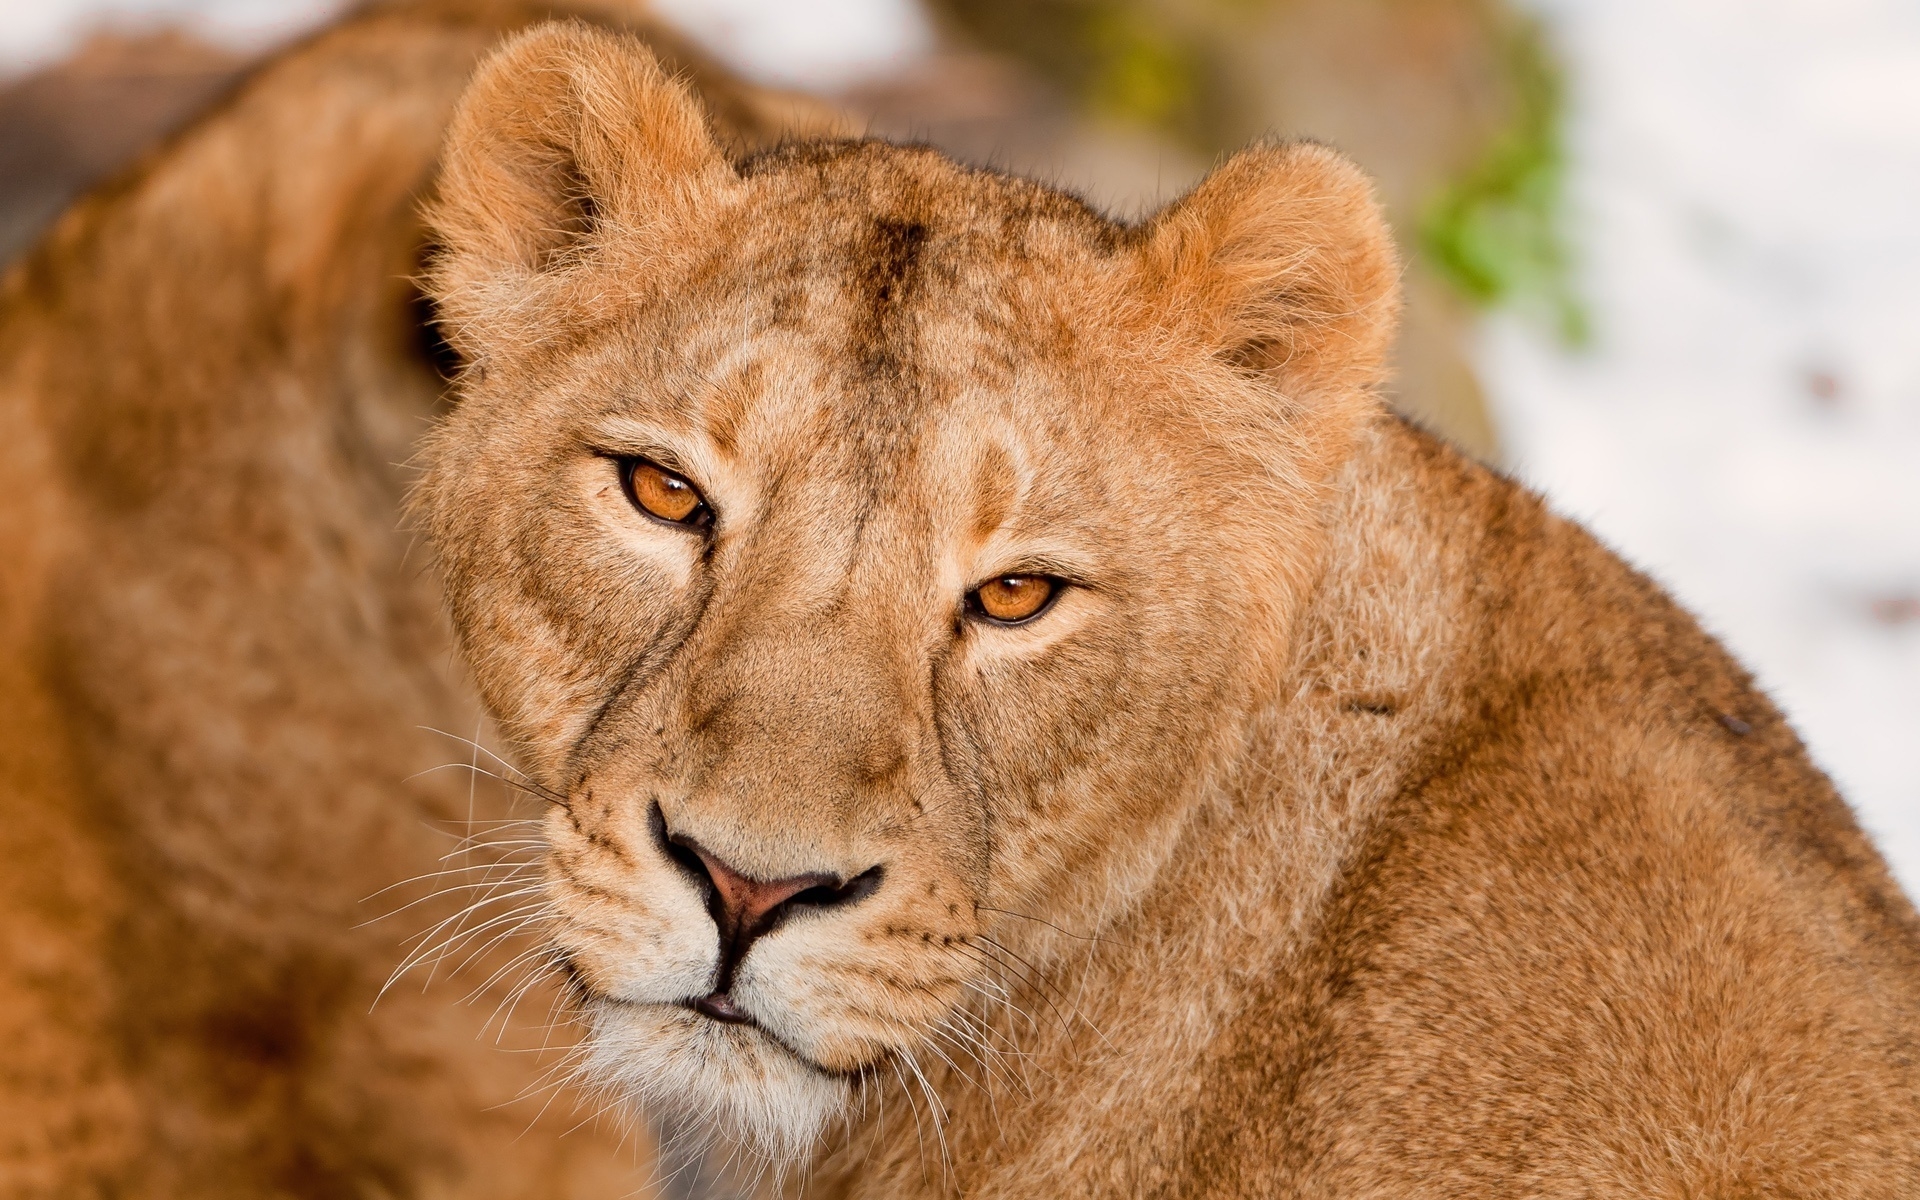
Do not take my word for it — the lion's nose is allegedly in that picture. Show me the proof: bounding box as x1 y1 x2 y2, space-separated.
655 810 883 1022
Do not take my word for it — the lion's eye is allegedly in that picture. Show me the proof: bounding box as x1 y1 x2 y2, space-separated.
621 458 709 527
968 575 1060 625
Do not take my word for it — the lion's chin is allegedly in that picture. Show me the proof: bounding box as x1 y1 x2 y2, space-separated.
579 999 853 1161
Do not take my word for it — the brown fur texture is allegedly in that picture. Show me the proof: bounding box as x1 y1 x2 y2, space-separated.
417 22 1920 1197
0 4 827 1196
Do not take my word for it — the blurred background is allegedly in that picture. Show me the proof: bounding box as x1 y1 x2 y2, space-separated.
3 0 1914 888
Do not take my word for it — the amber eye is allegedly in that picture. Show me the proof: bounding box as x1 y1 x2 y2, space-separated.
621 458 709 527
969 575 1060 625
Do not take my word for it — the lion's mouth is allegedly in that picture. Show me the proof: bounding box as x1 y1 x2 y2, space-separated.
688 991 753 1025
560 964 863 1081
674 994 872 1080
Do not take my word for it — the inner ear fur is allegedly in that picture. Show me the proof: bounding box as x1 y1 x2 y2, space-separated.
427 21 732 351
1140 140 1401 403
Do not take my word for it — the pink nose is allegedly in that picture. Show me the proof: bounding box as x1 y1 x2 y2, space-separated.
658 820 882 1023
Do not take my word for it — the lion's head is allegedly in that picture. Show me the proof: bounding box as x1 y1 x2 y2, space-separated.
417 21 1397 1158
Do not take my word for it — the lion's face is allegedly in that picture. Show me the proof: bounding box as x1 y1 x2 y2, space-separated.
419 25 1395 1158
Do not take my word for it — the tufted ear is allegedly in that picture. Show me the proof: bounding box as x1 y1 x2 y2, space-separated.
426 21 733 354
1139 141 1401 404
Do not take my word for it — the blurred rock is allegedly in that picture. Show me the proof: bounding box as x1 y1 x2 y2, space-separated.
1869 594 1920 627
850 51 1207 221
1804 365 1843 409
901 0 1557 461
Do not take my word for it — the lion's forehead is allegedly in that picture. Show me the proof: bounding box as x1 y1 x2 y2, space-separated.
553 154 1203 598
690 156 1118 363
664 340 1115 552
620 241 1129 526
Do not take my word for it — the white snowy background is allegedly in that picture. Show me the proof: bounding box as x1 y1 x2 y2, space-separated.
1486 0 1920 890
5 0 1915 889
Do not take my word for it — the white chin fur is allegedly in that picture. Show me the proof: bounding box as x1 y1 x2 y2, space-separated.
581 1000 851 1161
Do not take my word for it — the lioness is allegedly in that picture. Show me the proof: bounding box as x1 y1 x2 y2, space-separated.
6 2 1917 1196
411 21 1920 1198
0 3 820 1194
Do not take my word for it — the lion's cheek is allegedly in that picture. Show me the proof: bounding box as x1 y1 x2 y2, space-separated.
740 931 970 1073
545 857 719 1005
556 924 715 1008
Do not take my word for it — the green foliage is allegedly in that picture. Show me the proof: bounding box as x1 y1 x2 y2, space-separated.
1418 17 1587 343
932 0 1584 338
929 0 1224 147
1083 7 1201 128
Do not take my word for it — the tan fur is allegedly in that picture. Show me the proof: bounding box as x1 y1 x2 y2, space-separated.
0 4 828 1195
417 23 1920 1197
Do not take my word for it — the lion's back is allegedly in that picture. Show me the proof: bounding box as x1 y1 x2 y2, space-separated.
0 3 816 1193
1190 424 1920 1195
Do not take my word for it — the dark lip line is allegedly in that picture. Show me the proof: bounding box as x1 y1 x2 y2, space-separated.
675 998 873 1082
554 952 872 1081
587 989 870 1082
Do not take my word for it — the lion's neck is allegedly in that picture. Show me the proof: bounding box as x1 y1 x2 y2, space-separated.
816 417 1508 1198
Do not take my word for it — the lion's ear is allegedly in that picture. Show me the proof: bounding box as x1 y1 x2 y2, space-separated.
1138 141 1400 402
427 21 732 345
